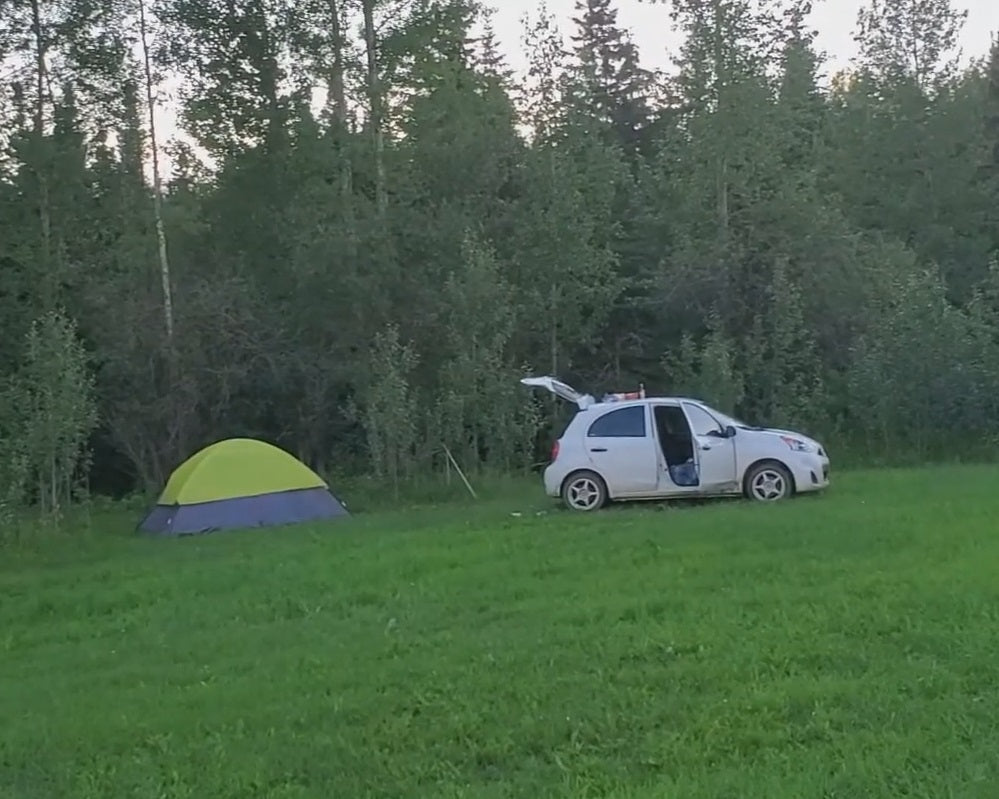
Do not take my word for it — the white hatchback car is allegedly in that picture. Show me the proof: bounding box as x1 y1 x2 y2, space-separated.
522 376 830 511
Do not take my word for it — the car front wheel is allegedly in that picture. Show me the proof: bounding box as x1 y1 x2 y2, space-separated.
745 461 793 502
561 470 608 512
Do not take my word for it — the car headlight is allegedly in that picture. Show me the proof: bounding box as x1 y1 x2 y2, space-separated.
780 435 814 453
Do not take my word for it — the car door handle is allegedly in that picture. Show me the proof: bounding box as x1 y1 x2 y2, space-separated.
589 447 608 452
700 444 712 450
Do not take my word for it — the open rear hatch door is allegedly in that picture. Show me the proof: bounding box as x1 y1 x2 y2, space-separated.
520 376 595 409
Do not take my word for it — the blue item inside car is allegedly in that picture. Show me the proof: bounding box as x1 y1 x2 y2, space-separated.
669 460 699 487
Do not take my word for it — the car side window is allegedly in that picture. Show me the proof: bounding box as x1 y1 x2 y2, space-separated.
683 403 723 437
587 406 646 438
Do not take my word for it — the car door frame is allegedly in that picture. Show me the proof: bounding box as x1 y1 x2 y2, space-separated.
649 403 702 497
681 401 739 493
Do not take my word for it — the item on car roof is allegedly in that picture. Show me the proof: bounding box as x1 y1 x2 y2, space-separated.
601 384 646 403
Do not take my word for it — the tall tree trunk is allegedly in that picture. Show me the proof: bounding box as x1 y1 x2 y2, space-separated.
329 0 356 251
328 0 349 147
549 286 559 375
29 0 53 311
257 13 284 153
362 0 387 216
712 0 729 241
715 153 728 237
137 0 174 342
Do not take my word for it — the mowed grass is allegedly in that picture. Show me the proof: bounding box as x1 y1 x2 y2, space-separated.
2 466 999 798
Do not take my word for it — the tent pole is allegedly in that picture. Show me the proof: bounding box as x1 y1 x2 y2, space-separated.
442 445 477 499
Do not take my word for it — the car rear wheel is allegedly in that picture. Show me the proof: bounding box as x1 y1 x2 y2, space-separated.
745 461 793 502
561 470 608 512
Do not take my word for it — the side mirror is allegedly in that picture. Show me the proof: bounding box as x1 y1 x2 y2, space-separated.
724 425 736 438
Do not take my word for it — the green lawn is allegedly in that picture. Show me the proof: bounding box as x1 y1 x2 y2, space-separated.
2 465 998 798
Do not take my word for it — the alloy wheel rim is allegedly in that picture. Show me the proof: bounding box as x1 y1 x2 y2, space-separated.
568 477 601 510
751 469 787 501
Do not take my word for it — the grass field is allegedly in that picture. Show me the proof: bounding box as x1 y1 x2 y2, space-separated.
2 465 999 798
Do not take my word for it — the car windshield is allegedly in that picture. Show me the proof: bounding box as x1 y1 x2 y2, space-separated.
699 404 753 430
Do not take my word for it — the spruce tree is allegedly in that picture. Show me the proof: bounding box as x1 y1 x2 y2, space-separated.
569 0 652 156
983 35 999 254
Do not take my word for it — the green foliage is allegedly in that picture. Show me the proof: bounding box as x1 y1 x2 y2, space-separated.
359 323 419 495
662 313 744 414
3 0 999 500
510 142 625 375
0 377 29 521
742 261 826 433
855 0 968 90
436 232 541 470
567 0 653 155
845 264 999 456
9 309 98 516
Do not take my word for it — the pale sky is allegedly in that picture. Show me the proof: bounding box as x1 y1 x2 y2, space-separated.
153 0 999 174
488 0 999 76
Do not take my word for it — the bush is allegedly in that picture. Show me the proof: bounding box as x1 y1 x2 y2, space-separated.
9 309 98 518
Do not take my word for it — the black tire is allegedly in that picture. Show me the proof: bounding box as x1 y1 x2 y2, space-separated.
561 470 608 512
743 461 794 502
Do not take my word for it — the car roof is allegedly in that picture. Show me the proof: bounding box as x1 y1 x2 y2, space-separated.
587 396 704 409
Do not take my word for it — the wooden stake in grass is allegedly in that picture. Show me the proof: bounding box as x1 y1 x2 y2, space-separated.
442 445 477 499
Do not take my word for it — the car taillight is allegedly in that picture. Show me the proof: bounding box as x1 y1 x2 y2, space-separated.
551 440 560 461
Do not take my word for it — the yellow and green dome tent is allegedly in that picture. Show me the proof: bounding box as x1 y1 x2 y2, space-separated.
139 438 349 535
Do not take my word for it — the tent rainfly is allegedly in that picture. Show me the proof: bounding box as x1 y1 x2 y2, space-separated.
138 438 349 536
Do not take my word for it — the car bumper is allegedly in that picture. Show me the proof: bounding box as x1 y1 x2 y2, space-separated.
790 453 830 493
542 463 564 498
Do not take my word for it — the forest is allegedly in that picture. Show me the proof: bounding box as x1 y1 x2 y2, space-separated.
1 0 998 509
